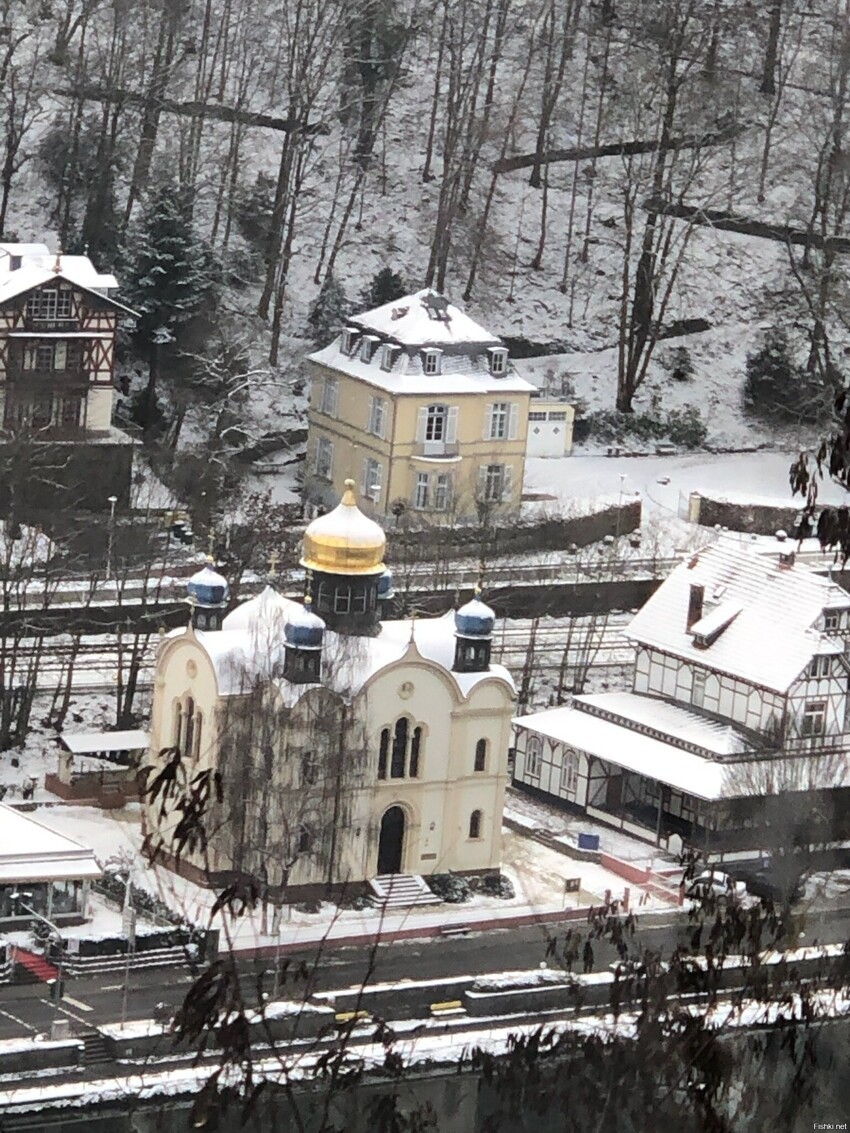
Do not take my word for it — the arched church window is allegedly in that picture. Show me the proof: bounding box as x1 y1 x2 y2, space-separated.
192 711 203 761
377 729 389 780
183 697 195 760
474 738 487 772
391 717 408 778
410 726 422 778
171 700 183 749
469 810 482 839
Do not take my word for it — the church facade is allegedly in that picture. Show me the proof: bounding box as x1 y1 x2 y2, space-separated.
143 482 516 899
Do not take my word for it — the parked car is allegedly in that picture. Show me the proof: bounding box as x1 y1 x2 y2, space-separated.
685 870 747 901
729 867 805 906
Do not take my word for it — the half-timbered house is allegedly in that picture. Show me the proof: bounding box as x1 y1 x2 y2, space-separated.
0 244 136 513
513 541 850 861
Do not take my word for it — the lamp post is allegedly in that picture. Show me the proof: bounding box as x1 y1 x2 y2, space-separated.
106 495 118 582
10 890 64 1001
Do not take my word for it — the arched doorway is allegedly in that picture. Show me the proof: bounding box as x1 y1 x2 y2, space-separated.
377 806 405 874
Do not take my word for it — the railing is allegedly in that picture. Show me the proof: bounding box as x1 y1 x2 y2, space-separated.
412 441 460 459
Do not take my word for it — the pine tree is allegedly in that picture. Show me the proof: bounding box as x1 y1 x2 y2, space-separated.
126 185 217 427
307 272 349 344
360 266 407 310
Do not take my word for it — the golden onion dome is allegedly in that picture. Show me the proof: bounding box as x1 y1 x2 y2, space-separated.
300 480 387 577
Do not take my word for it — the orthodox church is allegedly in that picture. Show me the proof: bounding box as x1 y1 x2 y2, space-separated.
143 481 516 901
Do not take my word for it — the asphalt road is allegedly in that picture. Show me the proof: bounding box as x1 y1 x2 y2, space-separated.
2 905 850 1042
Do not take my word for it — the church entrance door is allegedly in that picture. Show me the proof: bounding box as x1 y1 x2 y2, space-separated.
378 806 405 874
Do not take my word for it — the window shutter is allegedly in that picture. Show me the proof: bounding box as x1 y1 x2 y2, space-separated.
361 458 370 494
416 406 428 442
368 395 375 432
374 462 383 499
508 403 519 440
478 465 488 497
502 466 514 502
327 440 334 478
446 405 458 443
378 398 386 438
484 404 493 440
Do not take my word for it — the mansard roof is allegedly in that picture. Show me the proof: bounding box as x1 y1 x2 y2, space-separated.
626 539 850 693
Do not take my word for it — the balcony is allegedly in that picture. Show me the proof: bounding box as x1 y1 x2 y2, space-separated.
412 441 460 459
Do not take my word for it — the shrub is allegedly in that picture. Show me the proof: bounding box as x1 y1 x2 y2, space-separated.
426 873 472 903
743 329 837 425
663 345 695 382
579 405 707 450
475 873 516 900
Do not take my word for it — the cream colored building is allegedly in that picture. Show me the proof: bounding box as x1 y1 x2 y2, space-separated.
143 483 516 899
304 289 535 524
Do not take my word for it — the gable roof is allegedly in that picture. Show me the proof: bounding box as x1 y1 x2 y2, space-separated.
0 247 137 316
626 540 850 692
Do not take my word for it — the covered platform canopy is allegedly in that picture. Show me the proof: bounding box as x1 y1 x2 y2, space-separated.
59 730 148 756
0 804 101 884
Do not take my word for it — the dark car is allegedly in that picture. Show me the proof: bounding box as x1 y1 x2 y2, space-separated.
731 867 804 905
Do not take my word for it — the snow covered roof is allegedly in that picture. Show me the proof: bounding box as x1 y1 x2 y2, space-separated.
573 692 755 757
182 590 515 700
307 289 534 396
513 704 850 801
308 337 534 396
626 540 850 692
0 804 102 883
352 289 502 347
0 246 136 315
60 730 149 754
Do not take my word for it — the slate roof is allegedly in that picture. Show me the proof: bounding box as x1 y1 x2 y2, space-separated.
626 540 850 693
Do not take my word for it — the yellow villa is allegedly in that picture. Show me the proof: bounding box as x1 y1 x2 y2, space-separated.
304 289 535 523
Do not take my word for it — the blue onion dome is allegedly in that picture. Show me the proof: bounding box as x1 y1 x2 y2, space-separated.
454 594 495 639
284 599 325 650
187 562 229 607
377 568 395 600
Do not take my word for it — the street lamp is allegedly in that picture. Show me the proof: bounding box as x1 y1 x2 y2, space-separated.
10 890 64 1001
106 495 118 582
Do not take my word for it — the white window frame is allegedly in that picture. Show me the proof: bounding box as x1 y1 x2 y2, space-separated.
425 403 448 441
824 610 841 631
801 700 827 737
489 402 509 440
368 396 387 438
340 327 357 354
380 343 396 371
422 348 442 375
488 347 508 376
320 377 338 417
314 435 334 480
809 655 831 679
414 472 430 510
483 463 505 502
362 457 383 503
561 747 578 795
434 473 451 512
691 669 706 708
360 334 379 363
526 735 542 778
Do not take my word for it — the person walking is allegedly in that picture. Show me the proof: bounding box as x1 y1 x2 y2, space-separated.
583 939 594 974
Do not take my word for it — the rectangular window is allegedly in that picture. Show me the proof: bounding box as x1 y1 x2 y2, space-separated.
528 411 547 421
488 347 508 376
824 611 841 631
434 473 451 511
414 472 429 510
35 342 55 371
368 396 387 438
362 457 383 503
548 411 567 421
484 464 505 502
320 377 338 416
809 655 831 679
526 736 542 778
422 349 441 375
801 701 827 737
425 403 447 441
489 402 509 439
381 344 395 371
691 669 706 709
314 435 333 479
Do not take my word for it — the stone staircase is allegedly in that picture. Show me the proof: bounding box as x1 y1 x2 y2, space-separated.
368 874 441 909
81 1030 112 1066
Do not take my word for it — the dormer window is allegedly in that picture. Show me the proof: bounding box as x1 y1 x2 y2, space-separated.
824 610 841 631
381 343 397 371
422 348 442 376
488 347 508 376
340 327 358 355
360 334 380 363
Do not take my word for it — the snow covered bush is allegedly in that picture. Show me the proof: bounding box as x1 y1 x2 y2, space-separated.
426 873 472 903
307 272 350 345
580 405 707 450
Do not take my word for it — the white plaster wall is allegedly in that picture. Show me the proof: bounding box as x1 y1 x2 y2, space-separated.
86 387 113 430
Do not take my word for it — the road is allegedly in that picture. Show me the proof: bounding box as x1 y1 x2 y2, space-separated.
2 905 850 1041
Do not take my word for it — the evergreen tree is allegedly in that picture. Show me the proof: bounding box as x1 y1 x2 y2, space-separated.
743 328 832 425
307 272 349 344
360 266 407 310
126 185 217 427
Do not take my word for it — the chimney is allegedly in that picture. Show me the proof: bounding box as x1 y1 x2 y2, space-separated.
687 583 704 630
